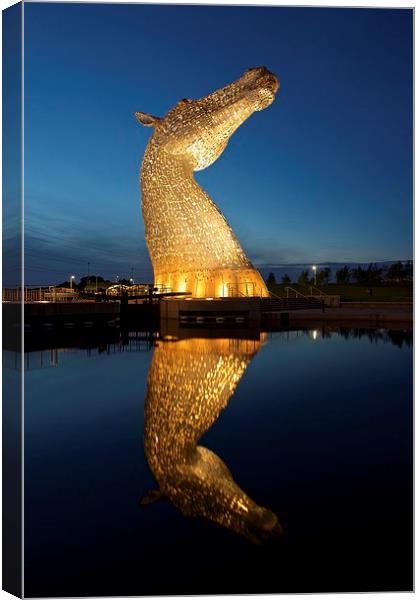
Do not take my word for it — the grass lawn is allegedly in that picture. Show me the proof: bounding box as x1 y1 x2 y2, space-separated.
267 282 413 302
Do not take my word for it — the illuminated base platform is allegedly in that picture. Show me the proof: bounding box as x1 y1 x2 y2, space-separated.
160 296 327 327
160 297 262 326
153 268 270 299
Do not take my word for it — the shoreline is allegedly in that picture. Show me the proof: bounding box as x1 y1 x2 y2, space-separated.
284 301 413 328
4 300 414 335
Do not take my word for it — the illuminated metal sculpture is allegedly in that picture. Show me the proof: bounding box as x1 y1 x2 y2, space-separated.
141 334 282 543
136 67 279 298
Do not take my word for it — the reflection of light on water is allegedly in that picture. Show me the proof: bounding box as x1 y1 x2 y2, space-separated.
312 330 318 340
143 334 282 543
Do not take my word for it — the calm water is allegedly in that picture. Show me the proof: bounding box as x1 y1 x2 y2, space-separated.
20 325 412 596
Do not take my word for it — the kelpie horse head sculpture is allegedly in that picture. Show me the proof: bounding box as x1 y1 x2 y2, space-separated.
136 67 279 298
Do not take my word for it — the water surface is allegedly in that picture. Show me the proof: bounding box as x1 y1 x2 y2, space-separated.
21 326 413 596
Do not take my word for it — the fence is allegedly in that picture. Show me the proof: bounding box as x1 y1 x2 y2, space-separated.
3 287 79 303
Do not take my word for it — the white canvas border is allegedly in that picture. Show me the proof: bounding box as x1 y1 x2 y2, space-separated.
0 1 415 600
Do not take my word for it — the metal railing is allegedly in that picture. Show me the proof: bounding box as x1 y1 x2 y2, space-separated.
3 287 79 303
226 282 266 297
308 285 327 297
226 284 246 297
284 286 310 299
106 284 152 297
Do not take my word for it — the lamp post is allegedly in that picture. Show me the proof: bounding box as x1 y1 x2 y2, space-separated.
70 275 75 289
312 265 317 286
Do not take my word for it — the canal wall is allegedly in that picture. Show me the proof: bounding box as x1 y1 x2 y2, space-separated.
3 299 412 337
159 297 262 326
287 302 413 326
4 301 120 331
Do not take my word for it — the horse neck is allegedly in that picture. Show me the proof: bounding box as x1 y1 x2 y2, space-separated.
143 338 257 479
141 143 193 191
140 142 250 273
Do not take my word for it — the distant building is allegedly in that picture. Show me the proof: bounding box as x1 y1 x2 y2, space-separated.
44 287 79 301
106 284 150 296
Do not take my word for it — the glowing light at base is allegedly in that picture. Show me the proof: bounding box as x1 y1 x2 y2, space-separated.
136 67 279 298
143 335 282 543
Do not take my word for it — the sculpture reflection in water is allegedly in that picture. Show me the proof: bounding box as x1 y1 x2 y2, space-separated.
142 334 283 544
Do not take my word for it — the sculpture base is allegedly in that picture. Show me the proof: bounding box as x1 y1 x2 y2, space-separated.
160 297 263 325
154 267 269 298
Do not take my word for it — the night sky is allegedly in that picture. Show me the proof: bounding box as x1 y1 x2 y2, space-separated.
24 3 413 285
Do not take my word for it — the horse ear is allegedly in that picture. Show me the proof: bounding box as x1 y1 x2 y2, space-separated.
139 489 165 506
134 112 161 127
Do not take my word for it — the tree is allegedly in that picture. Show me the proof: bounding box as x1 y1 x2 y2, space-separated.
316 268 331 286
281 273 291 284
79 275 105 290
386 261 405 283
404 260 413 281
266 272 276 286
367 263 383 285
350 265 366 284
351 264 383 285
297 269 310 286
336 265 350 284
55 280 76 289
350 266 360 284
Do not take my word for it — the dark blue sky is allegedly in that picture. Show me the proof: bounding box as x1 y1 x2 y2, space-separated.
24 3 413 284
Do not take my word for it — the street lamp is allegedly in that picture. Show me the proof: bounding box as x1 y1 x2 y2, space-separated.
70 275 75 289
312 265 317 286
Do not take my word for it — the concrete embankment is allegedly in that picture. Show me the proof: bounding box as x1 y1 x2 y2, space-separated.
4 300 160 333
287 302 413 328
4 301 120 330
3 299 413 336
